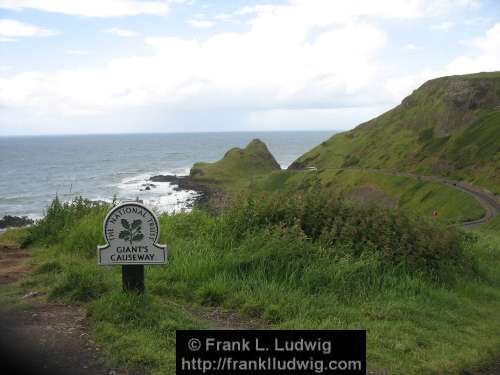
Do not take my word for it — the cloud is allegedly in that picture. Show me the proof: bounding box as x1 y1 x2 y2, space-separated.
403 43 420 51
430 21 454 31
186 19 213 28
105 27 139 37
0 19 58 41
214 13 232 21
446 22 500 74
0 17 388 117
67 49 87 55
0 0 491 133
0 0 172 17
385 22 500 101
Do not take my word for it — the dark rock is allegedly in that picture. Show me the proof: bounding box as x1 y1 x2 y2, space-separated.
0 215 34 229
150 175 179 183
149 174 211 208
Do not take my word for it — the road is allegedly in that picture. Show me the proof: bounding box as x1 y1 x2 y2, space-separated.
306 167 500 227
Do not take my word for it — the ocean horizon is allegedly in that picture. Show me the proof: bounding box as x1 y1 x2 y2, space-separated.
0 131 334 219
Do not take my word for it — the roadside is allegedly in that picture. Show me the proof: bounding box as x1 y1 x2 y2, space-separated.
309 167 500 227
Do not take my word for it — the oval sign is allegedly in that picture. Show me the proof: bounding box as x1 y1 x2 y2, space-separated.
97 202 167 265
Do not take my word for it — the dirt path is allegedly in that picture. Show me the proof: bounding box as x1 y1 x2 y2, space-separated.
0 244 31 284
186 304 262 330
0 245 131 375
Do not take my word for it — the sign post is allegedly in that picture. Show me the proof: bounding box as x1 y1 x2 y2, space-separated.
122 265 145 293
97 202 167 293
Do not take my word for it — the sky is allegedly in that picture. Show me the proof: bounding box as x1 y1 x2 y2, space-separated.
0 0 499 136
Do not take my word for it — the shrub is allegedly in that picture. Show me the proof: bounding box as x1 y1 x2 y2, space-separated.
220 190 471 281
23 196 110 247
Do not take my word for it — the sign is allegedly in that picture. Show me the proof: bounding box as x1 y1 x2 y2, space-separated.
98 202 166 265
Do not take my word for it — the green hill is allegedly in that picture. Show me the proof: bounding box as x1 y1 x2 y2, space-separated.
189 138 281 190
289 71 500 194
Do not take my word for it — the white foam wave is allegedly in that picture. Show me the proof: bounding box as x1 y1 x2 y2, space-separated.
111 168 199 214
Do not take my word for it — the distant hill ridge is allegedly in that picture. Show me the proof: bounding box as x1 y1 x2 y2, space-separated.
289 71 500 194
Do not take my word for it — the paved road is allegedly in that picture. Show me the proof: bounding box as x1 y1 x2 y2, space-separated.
439 179 500 227
307 167 500 227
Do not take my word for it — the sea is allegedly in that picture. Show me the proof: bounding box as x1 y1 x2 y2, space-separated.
0 132 333 219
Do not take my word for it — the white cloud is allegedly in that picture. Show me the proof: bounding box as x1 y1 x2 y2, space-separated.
215 13 232 21
446 22 500 74
0 0 491 133
403 43 420 51
105 27 139 37
385 22 500 102
430 21 454 31
0 17 387 117
0 19 57 41
187 19 213 28
0 0 172 17
67 49 87 55
384 69 437 102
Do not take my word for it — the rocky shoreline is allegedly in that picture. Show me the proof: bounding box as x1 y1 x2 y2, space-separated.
0 215 34 230
149 174 214 207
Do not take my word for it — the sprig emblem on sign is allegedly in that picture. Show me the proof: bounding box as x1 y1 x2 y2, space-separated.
119 219 144 244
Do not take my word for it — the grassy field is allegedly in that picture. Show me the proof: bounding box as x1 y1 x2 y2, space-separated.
1 195 500 375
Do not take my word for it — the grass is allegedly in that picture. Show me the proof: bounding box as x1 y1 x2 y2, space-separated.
1 195 500 374
484 215 500 231
255 169 485 224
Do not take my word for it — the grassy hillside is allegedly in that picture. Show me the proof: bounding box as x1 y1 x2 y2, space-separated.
2 196 500 374
290 72 500 194
185 137 485 223
255 169 485 224
190 138 280 191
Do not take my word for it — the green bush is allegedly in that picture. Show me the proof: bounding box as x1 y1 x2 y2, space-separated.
220 190 472 281
23 196 110 247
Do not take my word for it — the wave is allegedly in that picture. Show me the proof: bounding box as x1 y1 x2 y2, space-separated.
110 167 198 214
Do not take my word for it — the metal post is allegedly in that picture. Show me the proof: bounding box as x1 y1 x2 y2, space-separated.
122 265 145 293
